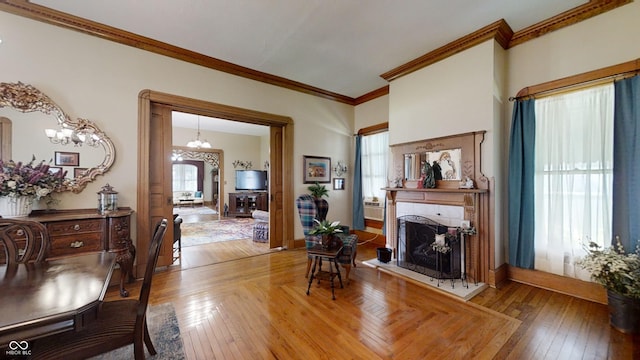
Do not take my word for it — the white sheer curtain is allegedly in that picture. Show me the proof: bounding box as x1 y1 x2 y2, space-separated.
534 84 614 279
172 164 198 192
361 131 389 201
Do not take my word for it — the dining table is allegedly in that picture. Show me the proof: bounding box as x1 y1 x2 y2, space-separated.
0 251 116 347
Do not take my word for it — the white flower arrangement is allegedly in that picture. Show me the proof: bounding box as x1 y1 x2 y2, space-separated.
576 236 640 300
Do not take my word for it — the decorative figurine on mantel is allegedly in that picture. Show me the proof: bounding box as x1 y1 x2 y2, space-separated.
423 162 436 189
432 161 443 180
458 176 475 189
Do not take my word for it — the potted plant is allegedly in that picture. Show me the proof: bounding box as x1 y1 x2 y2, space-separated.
308 219 343 249
307 181 329 199
307 182 329 220
576 237 640 333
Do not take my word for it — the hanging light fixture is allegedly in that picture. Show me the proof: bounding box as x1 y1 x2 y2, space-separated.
186 115 211 148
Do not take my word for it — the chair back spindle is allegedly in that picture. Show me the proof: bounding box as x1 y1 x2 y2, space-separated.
0 219 49 265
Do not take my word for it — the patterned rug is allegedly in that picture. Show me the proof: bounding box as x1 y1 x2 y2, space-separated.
90 302 185 359
181 218 255 247
173 206 218 216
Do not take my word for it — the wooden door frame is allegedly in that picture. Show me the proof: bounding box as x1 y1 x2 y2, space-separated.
137 89 294 276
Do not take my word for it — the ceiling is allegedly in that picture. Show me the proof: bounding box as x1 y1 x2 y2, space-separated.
32 0 587 99
19 1 595 135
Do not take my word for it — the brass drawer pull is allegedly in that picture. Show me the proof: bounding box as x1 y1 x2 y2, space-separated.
73 224 81 231
69 241 84 248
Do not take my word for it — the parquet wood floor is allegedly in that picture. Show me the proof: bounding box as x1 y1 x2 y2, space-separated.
106 242 639 359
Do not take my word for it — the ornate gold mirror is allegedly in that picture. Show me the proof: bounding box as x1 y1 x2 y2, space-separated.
0 82 115 193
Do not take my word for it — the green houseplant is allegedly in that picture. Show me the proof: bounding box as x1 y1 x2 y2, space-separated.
308 219 343 249
576 237 640 333
307 182 329 199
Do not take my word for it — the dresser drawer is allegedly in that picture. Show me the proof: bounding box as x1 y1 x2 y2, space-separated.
48 233 104 257
46 219 105 258
47 219 104 236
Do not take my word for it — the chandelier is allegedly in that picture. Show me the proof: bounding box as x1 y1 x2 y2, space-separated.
44 124 101 147
186 116 211 149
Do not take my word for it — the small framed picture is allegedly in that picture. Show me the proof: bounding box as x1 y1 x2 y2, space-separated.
55 151 79 167
74 168 87 178
303 155 331 183
48 166 62 174
333 178 345 190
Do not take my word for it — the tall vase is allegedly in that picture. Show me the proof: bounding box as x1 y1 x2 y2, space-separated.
607 290 640 334
0 196 34 218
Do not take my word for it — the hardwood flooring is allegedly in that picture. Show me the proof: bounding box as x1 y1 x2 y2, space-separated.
106 242 639 359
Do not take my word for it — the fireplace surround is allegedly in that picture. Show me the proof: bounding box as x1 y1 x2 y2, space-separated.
385 131 493 286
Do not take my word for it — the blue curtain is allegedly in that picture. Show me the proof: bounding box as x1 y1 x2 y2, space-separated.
508 99 536 268
613 75 640 251
352 135 365 230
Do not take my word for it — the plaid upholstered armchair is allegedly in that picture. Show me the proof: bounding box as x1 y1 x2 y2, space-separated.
296 194 358 282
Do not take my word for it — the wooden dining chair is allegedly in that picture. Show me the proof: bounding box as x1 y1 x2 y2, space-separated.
0 219 49 265
32 218 169 360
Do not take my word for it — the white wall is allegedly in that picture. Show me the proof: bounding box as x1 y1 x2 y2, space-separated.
354 95 389 130
0 11 354 242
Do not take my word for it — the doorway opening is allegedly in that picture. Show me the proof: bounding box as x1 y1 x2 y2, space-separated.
137 89 294 276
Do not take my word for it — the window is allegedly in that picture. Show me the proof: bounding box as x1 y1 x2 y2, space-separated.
361 131 389 202
172 163 198 192
533 84 614 279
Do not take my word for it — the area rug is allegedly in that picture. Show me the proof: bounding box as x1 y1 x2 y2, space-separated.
90 302 185 360
181 218 255 247
173 206 218 216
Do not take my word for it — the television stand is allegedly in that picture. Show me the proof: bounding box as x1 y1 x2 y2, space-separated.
228 192 268 217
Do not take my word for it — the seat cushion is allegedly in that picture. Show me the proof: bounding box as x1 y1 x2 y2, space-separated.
252 210 269 221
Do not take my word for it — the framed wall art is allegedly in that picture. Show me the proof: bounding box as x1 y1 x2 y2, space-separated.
74 168 88 178
54 151 79 167
333 178 345 190
303 155 331 183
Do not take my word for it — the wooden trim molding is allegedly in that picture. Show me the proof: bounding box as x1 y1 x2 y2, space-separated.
381 20 514 82
509 0 632 47
357 122 389 136
0 0 629 103
354 86 389 105
0 0 355 105
515 58 640 99
508 265 607 304
380 0 628 83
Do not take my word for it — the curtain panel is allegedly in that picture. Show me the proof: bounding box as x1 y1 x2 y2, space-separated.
613 75 640 251
508 99 536 269
352 135 365 231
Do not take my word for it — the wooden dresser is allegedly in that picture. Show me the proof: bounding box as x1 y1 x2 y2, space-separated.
24 208 136 297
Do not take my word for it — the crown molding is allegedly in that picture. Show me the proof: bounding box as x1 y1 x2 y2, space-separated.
380 0 630 83
354 86 389 105
509 0 632 47
380 19 514 82
0 0 632 104
0 0 356 105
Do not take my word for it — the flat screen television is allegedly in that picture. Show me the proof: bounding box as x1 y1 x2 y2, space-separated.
235 170 268 191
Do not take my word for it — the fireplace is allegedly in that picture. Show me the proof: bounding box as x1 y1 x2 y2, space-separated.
385 131 491 286
397 215 461 279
